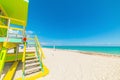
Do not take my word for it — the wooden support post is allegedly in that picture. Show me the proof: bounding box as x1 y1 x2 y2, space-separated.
22 26 26 37
6 18 10 41
14 45 19 61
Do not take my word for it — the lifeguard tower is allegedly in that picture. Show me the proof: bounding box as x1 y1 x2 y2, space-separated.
0 0 49 80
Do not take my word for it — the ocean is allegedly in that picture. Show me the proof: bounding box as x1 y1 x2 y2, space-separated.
43 46 120 55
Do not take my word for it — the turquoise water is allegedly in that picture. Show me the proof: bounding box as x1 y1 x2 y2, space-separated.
43 46 120 55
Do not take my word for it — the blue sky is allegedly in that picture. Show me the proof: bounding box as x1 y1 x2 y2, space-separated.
27 0 120 46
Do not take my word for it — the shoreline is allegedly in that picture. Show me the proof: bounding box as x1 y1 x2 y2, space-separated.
2 48 120 80
43 47 120 58
39 48 120 80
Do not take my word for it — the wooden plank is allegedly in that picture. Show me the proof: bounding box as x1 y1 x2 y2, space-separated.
0 15 25 26
0 25 8 29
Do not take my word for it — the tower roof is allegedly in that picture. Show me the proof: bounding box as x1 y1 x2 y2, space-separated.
0 0 29 26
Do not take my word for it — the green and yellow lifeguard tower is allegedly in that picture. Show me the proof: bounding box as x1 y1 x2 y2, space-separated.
0 0 49 80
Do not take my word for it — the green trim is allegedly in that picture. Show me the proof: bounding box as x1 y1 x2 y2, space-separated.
8 38 22 43
0 37 22 43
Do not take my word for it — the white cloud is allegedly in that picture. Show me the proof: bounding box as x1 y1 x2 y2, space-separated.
24 0 29 3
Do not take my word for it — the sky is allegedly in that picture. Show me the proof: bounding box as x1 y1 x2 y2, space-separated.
26 0 120 46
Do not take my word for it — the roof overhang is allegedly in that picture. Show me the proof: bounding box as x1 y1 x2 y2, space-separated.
0 0 29 26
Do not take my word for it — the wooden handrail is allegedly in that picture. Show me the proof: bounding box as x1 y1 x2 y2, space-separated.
0 15 25 26
27 38 34 40
0 25 8 29
0 16 25 37
22 42 26 62
22 42 26 78
35 36 45 59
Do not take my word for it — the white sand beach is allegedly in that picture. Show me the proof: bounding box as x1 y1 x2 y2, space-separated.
38 48 120 80
1 48 120 80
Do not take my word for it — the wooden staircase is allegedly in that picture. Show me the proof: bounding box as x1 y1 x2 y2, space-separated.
24 53 41 76
22 36 45 79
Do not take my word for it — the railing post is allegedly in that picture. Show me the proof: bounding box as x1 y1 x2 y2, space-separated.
22 42 26 80
34 36 45 71
14 45 19 61
22 26 26 37
6 18 10 41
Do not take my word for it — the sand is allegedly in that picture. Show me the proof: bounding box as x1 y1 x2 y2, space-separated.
1 48 120 80
38 48 120 80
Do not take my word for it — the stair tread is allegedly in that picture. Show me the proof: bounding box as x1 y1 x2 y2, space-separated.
26 56 36 58
26 59 39 63
25 60 39 64
25 62 40 68
26 54 35 55
25 69 40 75
26 52 35 53
25 66 41 75
25 66 41 73
26 54 35 57
26 56 36 59
26 53 35 54
26 58 38 61
25 71 41 77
